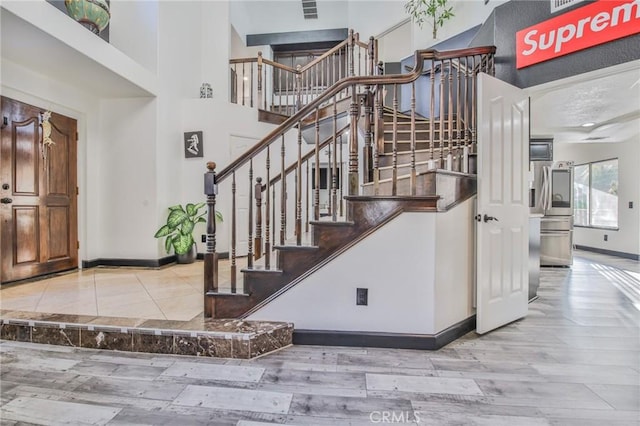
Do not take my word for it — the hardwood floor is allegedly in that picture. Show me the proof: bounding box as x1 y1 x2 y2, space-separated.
1 250 638 425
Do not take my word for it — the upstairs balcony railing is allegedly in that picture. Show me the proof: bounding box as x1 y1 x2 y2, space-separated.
230 30 374 116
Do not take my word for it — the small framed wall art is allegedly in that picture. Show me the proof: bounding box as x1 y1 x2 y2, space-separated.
184 131 203 158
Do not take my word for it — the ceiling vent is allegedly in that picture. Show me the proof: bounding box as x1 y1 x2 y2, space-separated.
302 0 318 19
550 0 586 13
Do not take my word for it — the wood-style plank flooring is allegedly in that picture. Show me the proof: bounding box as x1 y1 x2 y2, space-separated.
1 250 638 425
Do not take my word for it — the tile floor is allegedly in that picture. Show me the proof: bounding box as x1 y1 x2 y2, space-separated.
0 250 639 425
0 262 208 321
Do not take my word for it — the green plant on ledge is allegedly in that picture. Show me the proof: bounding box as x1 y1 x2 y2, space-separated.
405 0 455 40
154 203 222 255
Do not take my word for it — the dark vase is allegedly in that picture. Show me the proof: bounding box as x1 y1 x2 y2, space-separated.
176 245 197 264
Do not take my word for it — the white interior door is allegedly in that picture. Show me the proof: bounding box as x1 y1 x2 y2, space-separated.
476 73 530 334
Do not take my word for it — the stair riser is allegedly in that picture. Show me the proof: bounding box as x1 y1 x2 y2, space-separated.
378 148 450 165
384 132 451 143
383 122 460 132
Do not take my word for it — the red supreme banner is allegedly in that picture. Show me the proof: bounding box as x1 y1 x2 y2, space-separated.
516 0 640 69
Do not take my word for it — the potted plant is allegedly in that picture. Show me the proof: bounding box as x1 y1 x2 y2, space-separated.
154 202 222 264
405 0 454 40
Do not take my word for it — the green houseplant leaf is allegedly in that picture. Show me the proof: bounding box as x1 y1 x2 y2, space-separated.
154 202 223 256
405 0 454 39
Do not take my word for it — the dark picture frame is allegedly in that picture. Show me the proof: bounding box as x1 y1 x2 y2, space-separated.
184 131 203 158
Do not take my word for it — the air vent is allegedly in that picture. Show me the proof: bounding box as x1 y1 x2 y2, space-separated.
583 136 607 141
302 0 318 19
550 0 586 13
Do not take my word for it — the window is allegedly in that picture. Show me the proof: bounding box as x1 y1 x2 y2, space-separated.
573 159 618 228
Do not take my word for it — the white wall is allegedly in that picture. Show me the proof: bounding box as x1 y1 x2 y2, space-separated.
376 20 412 63
348 1 407 41
109 0 159 74
1 0 158 96
249 211 437 334
555 140 640 256
97 98 159 258
249 198 476 335
434 197 475 330
411 0 508 50
231 0 349 39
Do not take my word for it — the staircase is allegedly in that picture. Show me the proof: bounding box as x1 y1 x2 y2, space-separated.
204 40 496 319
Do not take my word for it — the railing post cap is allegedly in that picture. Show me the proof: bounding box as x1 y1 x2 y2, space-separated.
256 176 262 183
258 51 262 56
207 161 216 171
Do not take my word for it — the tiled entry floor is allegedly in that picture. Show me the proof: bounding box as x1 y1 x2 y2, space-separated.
0 261 210 321
0 251 639 424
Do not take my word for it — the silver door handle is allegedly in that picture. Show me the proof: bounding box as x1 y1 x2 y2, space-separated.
483 214 498 223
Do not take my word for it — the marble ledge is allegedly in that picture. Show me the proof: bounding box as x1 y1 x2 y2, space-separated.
0 310 293 359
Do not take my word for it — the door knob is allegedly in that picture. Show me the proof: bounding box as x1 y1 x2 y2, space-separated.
1 198 12 204
483 214 498 223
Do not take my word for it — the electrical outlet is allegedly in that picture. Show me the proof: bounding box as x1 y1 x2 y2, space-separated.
630 201 634 209
604 234 608 241
201 234 206 243
356 288 368 306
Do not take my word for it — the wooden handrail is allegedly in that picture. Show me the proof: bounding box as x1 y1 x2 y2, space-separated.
233 32 365 76
298 37 351 74
217 45 495 183
230 57 258 64
262 58 298 73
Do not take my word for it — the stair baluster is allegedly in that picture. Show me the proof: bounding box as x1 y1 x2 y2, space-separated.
280 134 286 246
265 147 271 269
231 170 237 293
305 161 310 233
392 84 398 196
471 55 477 155
448 58 454 170
241 62 246 106
332 97 338 221
296 123 303 244
410 80 416 195
314 108 320 221
429 59 436 168
257 52 263 111
456 57 462 160
339 134 344 217
248 159 253 268
254 177 263 260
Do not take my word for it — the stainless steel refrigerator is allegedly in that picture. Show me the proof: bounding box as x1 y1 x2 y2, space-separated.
530 160 574 266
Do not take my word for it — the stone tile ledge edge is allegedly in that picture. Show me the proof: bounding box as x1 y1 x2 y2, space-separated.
1 317 293 339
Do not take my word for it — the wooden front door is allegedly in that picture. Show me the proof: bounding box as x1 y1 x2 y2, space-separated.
1 97 78 284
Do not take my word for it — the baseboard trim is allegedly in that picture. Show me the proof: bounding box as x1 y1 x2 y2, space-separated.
82 252 230 269
292 316 476 350
82 257 175 268
575 245 639 261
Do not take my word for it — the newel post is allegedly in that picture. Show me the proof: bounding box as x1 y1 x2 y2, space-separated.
204 162 218 317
